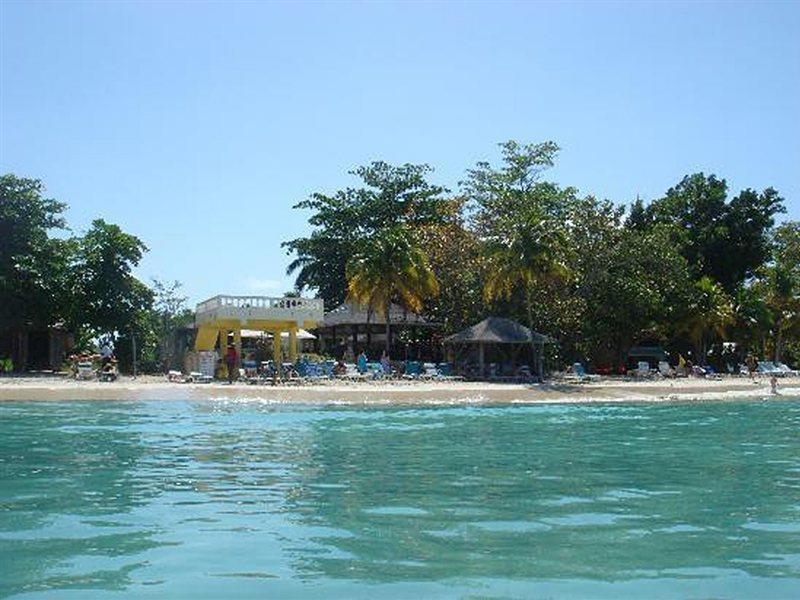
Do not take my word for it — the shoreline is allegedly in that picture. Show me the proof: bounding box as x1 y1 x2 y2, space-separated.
0 375 797 405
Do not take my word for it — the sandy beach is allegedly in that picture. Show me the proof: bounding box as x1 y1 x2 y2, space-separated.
0 374 797 405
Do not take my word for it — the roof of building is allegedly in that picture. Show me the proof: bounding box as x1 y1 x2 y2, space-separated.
318 301 436 328
443 317 553 345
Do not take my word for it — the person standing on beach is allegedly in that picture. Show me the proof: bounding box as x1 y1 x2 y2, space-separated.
225 345 238 384
746 354 758 380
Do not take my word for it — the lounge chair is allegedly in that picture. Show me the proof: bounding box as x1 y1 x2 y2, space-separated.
420 363 441 380
565 363 598 382
776 362 799 377
186 371 213 383
75 361 95 380
402 361 422 379
342 363 368 381
758 361 782 376
635 361 652 377
658 361 675 377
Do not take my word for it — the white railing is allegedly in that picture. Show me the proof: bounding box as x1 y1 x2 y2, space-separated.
196 295 324 326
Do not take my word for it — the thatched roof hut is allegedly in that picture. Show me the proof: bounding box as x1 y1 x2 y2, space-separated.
444 317 553 377
444 317 551 345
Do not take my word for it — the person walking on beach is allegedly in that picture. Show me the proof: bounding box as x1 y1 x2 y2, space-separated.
225 345 238 384
770 374 779 395
746 354 758 380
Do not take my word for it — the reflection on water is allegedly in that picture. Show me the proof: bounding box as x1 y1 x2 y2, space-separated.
1 399 799 598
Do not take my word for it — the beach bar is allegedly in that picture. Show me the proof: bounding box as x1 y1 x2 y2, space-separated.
194 295 324 371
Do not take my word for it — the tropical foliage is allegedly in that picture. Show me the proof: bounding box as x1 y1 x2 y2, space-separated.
286 140 798 369
0 174 182 372
346 227 439 352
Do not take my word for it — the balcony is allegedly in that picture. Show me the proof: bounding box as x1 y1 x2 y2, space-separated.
195 295 324 328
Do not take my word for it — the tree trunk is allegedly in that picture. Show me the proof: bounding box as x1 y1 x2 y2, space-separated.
385 304 392 357
774 327 783 364
525 287 540 378
366 308 372 356
12 328 29 373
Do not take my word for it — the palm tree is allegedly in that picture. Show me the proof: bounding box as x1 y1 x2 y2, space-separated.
346 227 439 355
483 214 567 340
682 276 734 365
765 265 800 363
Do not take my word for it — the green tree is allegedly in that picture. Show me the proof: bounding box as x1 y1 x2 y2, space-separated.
0 175 72 330
764 265 800 363
73 219 153 339
644 173 784 291
730 284 772 359
417 198 486 332
284 162 447 307
756 222 800 363
152 279 191 371
482 207 568 369
464 140 578 360
0 175 76 370
681 277 734 364
569 199 693 365
346 227 439 355
464 140 577 238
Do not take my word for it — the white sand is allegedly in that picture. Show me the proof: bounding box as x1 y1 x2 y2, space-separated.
0 375 797 405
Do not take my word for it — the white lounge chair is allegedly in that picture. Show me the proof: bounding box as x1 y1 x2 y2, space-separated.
758 361 782 376
776 362 799 377
658 361 675 377
635 361 652 377
75 361 95 380
420 363 442 380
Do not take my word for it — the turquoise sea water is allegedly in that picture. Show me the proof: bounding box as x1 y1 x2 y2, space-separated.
1 398 799 599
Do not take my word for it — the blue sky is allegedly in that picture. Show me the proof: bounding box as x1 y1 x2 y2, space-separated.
2 1 798 305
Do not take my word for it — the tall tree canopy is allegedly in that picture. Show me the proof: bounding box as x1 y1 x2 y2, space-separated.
73 219 153 337
283 161 447 307
639 173 785 291
346 226 439 352
0 175 73 331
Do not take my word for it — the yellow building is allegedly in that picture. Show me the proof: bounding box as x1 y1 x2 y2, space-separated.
194 295 324 375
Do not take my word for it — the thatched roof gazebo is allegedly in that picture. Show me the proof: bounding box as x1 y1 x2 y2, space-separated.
443 317 553 378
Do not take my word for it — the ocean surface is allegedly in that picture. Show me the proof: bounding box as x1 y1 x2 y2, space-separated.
1 398 799 599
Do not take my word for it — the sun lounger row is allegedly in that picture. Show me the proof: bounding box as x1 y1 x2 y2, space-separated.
758 361 798 377
166 360 463 384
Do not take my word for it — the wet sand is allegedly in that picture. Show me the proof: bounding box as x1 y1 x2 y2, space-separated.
0 375 797 405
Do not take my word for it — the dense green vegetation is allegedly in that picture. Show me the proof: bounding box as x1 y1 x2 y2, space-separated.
0 174 190 372
285 140 799 369
3 140 798 374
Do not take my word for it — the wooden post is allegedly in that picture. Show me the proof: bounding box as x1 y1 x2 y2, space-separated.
288 328 298 363
233 328 242 367
478 342 485 378
273 330 283 379
218 329 228 380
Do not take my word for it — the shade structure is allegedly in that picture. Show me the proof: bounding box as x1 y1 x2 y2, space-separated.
322 301 435 327
443 317 551 345
443 317 553 378
313 301 440 360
